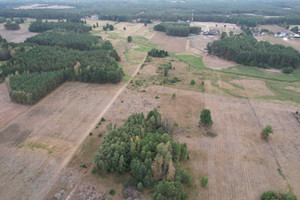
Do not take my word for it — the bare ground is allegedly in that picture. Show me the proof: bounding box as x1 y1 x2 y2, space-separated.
150 31 187 53
0 83 30 129
256 35 300 52
0 24 38 43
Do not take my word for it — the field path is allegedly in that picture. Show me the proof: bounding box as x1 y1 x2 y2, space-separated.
38 52 148 200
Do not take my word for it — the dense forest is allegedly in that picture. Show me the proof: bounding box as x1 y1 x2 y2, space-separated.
94 109 192 199
154 23 201 37
1 20 124 104
207 35 300 70
0 35 11 61
26 31 100 50
28 21 91 33
8 70 65 104
1 0 300 26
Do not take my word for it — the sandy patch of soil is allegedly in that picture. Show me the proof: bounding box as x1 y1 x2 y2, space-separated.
256 35 300 52
0 83 30 130
285 86 300 93
0 24 38 43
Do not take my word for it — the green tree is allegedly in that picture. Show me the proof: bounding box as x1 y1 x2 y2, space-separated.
200 109 213 126
190 79 195 85
262 125 274 140
201 176 208 187
127 36 132 43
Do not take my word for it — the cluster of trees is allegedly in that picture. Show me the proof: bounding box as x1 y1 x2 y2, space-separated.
261 191 297 200
94 109 191 199
148 48 169 58
8 70 65 104
103 23 114 31
4 21 20 30
0 35 11 61
291 26 299 34
26 31 100 51
154 23 201 37
207 35 300 69
2 44 123 83
28 21 91 33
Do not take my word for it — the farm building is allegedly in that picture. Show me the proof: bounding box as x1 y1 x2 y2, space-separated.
203 29 219 36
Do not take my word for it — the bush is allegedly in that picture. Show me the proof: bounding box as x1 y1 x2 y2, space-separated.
261 191 297 200
282 66 294 74
262 125 273 140
190 79 195 85
101 117 106 122
89 132 93 136
109 189 115 196
201 176 208 187
148 48 168 58
137 182 143 191
98 133 102 137
200 109 213 126
80 164 87 168
172 93 176 99
127 36 132 43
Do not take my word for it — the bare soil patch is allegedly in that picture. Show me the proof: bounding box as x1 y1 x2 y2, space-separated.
256 35 300 52
191 22 242 34
285 86 300 93
150 31 187 53
0 24 38 43
0 83 30 130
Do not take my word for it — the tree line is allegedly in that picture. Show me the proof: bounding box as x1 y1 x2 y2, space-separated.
8 70 65 104
94 109 192 199
148 48 169 58
28 21 91 33
26 30 100 51
154 23 201 37
207 35 300 69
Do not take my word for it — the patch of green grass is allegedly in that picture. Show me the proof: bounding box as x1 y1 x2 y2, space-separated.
258 81 300 104
26 141 54 154
133 36 158 52
176 54 208 70
292 68 300 79
222 65 298 82
124 73 131 83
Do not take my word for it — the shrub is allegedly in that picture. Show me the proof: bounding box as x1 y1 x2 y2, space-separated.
89 132 93 136
262 125 273 140
137 182 143 191
80 164 87 168
201 176 208 187
282 66 294 74
190 79 195 85
155 95 159 99
127 36 132 43
109 189 115 196
98 133 102 137
261 191 297 200
200 109 213 126
101 117 106 122
172 93 176 99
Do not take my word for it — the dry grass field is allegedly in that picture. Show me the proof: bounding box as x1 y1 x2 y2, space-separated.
0 24 38 43
1 20 300 200
0 83 30 129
